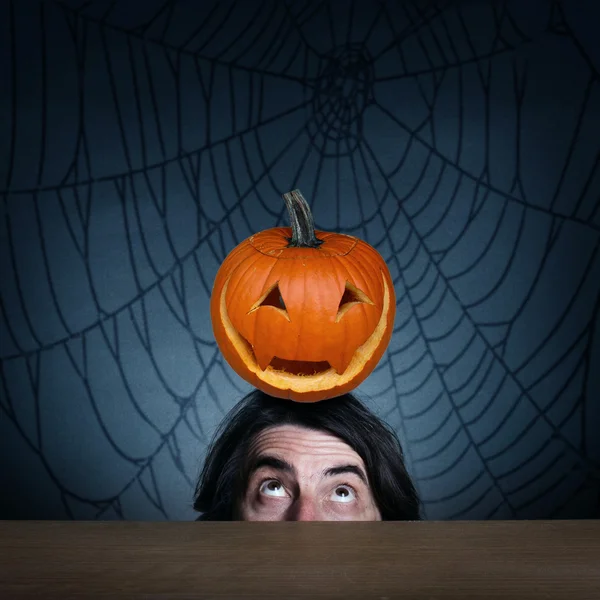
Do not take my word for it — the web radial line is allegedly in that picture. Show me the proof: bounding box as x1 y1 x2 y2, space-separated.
419 461 485 497
512 243 600 378
548 76 596 213
136 0 176 38
549 469 599 518
60 9 95 189
140 42 167 160
556 1 600 81
402 389 445 421
580 285 600 458
494 370 589 494
417 280 450 323
27 190 82 338
444 198 513 284
125 38 151 171
386 135 434 195
345 0 355 46
446 483 497 519
35 2 49 185
95 344 223 520
362 1 386 48
2 203 44 349
180 0 230 54
214 2 279 64
459 206 530 313
323 1 337 51
0 363 120 509
60 329 150 465
138 465 169 518
361 136 599 472
271 31 308 77
477 359 583 467
54 0 313 85
248 127 317 230
88 314 165 438
454 0 502 93
137 169 184 277
117 172 210 375
165 53 185 164
452 355 499 413
2 97 313 196
112 179 145 296
381 101 600 234
235 69 346 224
254 12 297 73
294 0 328 30
514 463 583 515
175 256 230 421
405 161 450 227
411 410 459 460
371 0 451 63
4 0 17 189
350 141 421 486
412 0 453 69
421 179 491 260
53 189 84 261
24 353 42 450
489 218 566 356
495 433 565 486
0 106 322 363
573 148 600 223
347 136 376 241
0 361 16 419
0 291 23 356
239 8 306 66
395 282 517 515
98 22 135 174
126 273 226 414
521 321 592 398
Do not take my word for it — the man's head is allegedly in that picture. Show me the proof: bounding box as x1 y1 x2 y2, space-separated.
193 390 420 521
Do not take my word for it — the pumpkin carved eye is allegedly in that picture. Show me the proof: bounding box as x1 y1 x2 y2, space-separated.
336 282 374 322
248 282 289 320
259 283 287 310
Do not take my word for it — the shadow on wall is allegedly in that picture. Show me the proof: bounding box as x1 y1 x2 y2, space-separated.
0 0 599 521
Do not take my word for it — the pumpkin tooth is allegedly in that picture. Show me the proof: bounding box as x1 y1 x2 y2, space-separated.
254 345 275 371
328 352 353 375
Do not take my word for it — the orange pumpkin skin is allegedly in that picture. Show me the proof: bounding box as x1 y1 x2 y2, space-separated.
210 194 396 402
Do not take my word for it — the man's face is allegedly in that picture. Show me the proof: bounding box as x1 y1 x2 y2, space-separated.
238 425 382 521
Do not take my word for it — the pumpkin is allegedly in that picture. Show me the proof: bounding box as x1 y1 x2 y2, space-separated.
210 190 396 402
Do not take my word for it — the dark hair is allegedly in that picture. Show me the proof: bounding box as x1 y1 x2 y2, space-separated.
193 390 421 521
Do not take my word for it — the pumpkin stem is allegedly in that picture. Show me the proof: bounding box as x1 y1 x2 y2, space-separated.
282 189 324 248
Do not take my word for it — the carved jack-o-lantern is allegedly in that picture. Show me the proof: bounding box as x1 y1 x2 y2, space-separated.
210 190 396 402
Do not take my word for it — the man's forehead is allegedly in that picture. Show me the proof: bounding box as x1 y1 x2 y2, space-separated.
248 424 363 462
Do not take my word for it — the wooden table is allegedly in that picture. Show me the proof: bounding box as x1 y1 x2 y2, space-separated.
1 520 599 599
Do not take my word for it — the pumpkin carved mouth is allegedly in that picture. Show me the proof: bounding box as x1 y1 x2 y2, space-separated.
235 331 334 376
219 272 391 393
268 357 332 376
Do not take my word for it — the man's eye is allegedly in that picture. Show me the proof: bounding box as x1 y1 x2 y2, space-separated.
259 479 287 497
329 485 356 503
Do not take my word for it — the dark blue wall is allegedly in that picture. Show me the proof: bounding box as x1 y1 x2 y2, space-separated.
1 0 599 521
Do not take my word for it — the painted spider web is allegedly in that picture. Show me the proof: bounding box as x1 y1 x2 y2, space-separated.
1 0 599 521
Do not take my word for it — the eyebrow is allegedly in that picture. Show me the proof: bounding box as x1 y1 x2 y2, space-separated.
250 455 295 475
249 455 368 485
323 464 368 484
